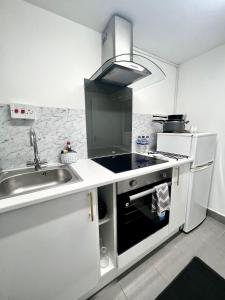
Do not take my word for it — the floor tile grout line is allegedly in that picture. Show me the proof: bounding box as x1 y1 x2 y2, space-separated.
118 281 129 300
152 264 169 285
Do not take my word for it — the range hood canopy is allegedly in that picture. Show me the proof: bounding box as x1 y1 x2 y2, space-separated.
90 16 166 90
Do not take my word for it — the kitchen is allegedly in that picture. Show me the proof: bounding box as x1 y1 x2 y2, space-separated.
0 0 225 299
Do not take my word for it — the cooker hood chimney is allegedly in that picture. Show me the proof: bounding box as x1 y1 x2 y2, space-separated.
90 15 166 90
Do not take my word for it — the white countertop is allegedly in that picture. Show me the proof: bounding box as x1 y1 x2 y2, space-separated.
0 154 193 214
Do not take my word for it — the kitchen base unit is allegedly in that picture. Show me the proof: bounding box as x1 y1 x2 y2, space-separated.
0 190 100 300
0 163 190 300
84 163 190 300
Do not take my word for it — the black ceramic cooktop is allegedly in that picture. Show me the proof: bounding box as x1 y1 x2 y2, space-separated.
92 153 166 173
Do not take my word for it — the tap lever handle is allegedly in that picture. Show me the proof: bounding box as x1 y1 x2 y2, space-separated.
26 159 47 167
26 160 34 166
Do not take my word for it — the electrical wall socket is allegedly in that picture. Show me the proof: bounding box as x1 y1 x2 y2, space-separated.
10 103 36 120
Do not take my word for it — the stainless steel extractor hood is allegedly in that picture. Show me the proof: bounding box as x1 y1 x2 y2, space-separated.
90 15 166 90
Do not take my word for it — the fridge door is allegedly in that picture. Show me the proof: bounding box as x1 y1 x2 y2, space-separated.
191 134 217 167
184 162 213 233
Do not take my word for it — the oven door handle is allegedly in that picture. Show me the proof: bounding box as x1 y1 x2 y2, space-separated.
129 182 172 202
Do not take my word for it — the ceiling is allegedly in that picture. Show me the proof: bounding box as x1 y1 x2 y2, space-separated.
25 0 225 64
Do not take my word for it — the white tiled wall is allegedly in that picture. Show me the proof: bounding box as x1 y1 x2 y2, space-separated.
0 104 87 170
0 104 163 170
132 113 162 153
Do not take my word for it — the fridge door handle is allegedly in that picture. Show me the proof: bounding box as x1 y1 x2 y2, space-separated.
191 161 213 172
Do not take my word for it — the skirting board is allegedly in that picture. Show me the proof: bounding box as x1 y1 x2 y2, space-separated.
207 209 225 225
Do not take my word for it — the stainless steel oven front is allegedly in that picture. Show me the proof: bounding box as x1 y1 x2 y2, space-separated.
117 169 172 255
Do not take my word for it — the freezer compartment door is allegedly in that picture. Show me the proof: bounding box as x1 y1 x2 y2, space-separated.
157 134 192 157
184 163 213 232
191 134 217 167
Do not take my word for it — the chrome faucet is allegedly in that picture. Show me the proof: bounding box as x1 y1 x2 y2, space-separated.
27 128 47 171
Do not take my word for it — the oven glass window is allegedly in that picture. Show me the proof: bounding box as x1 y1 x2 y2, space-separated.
117 182 170 254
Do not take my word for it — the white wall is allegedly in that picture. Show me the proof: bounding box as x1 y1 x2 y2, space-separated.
0 0 176 113
177 43 225 216
133 49 177 115
0 0 101 110
0 0 178 160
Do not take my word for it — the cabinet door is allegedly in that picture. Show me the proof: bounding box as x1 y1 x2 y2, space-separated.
0 190 99 300
169 164 190 233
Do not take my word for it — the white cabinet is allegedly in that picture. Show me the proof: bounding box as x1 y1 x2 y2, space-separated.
169 164 190 233
0 190 99 300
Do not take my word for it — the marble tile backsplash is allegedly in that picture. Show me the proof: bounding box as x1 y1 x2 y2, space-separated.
0 104 87 170
0 105 162 170
132 113 162 153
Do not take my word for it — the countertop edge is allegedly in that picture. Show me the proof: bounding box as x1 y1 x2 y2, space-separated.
0 157 193 214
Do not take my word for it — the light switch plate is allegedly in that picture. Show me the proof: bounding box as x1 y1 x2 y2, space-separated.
10 103 36 120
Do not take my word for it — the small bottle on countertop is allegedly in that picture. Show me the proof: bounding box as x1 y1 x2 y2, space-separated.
66 141 72 152
146 136 150 145
137 136 142 144
141 136 146 145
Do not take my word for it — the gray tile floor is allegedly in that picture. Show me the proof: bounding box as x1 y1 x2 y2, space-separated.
91 217 225 300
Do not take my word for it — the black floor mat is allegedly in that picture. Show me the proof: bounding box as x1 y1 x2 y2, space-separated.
156 257 225 300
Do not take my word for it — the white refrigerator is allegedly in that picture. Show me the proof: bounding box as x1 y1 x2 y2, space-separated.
157 132 217 232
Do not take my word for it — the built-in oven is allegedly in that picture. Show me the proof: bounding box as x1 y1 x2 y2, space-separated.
117 169 172 255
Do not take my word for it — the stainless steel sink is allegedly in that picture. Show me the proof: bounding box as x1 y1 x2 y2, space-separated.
0 165 83 199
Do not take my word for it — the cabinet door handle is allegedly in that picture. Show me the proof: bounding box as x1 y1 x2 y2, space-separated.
88 192 94 222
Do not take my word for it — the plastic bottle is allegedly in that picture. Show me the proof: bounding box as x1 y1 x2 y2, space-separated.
141 136 146 145
66 141 72 152
137 136 142 144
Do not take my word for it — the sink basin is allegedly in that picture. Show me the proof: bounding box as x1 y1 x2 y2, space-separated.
0 165 82 199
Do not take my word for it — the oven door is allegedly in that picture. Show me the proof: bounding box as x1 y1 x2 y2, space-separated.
117 181 170 255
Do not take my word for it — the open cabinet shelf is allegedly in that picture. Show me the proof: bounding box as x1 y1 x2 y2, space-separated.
99 216 110 226
100 254 115 277
98 184 117 278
